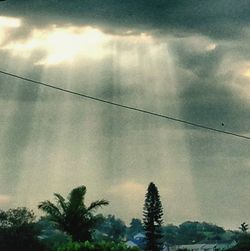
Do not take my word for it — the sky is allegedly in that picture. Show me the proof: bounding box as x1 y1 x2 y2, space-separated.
0 0 250 229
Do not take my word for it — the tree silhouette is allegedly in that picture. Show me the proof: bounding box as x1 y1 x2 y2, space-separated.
239 222 249 233
38 185 109 242
143 182 164 251
127 218 144 239
0 207 45 251
95 214 127 242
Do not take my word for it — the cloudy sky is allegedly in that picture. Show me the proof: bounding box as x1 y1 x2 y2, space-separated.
0 0 250 229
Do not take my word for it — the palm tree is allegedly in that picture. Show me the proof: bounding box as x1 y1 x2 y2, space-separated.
38 185 109 242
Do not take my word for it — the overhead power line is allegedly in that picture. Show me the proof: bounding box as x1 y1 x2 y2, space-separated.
0 69 249 140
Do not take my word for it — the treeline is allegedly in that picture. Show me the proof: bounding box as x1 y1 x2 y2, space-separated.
0 184 249 251
96 216 239 245
163 221 232 245
0 185 138 251
1 206 240 251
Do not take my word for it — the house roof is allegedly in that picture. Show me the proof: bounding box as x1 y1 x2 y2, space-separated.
199 239 236 245
176 242 236 250
177 244 207 249
126 241 138 247
134 233 145 239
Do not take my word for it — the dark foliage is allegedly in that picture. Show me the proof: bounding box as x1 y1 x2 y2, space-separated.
163 224 179 245
36 218 71 249
56 241 139 251
0 207 48 251
228 233 250 251
239 222 249 233
127 218 144 239
163 221 226 245
143 182 164 251
38 185 109 242
94 214 127 242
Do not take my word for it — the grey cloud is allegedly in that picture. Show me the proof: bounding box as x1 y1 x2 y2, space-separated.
172 45 222 77
167 38 250 134
2 0 250 39
171 35 250 225
0 90 37 195
179 75 250 134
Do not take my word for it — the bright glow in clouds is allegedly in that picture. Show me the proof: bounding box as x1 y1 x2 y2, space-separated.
2 24 154 65
243 67 250 77
0 16 22 45
0 16 21 28
3 26 111 65
240 65 250 98
206 43 216 51
235 61 250 78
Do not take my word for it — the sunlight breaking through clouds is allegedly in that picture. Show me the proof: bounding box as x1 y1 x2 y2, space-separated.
3 26 111 65
1 5 250 228
1 22 154 66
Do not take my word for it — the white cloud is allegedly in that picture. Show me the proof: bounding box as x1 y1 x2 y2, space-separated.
0 16 21 28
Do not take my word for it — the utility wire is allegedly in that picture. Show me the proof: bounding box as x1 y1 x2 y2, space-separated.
0 69 249 140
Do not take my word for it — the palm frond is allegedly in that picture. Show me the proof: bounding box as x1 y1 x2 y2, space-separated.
38 200 63 221
68 186 87 211
54 193 67 213
87 199 109 212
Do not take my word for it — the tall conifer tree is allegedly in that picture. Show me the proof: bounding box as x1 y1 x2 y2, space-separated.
143 182 164 251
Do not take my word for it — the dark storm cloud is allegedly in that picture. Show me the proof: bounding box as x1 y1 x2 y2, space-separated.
2 0 250 39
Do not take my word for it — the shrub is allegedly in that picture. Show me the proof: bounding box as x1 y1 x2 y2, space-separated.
56 241 139 251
